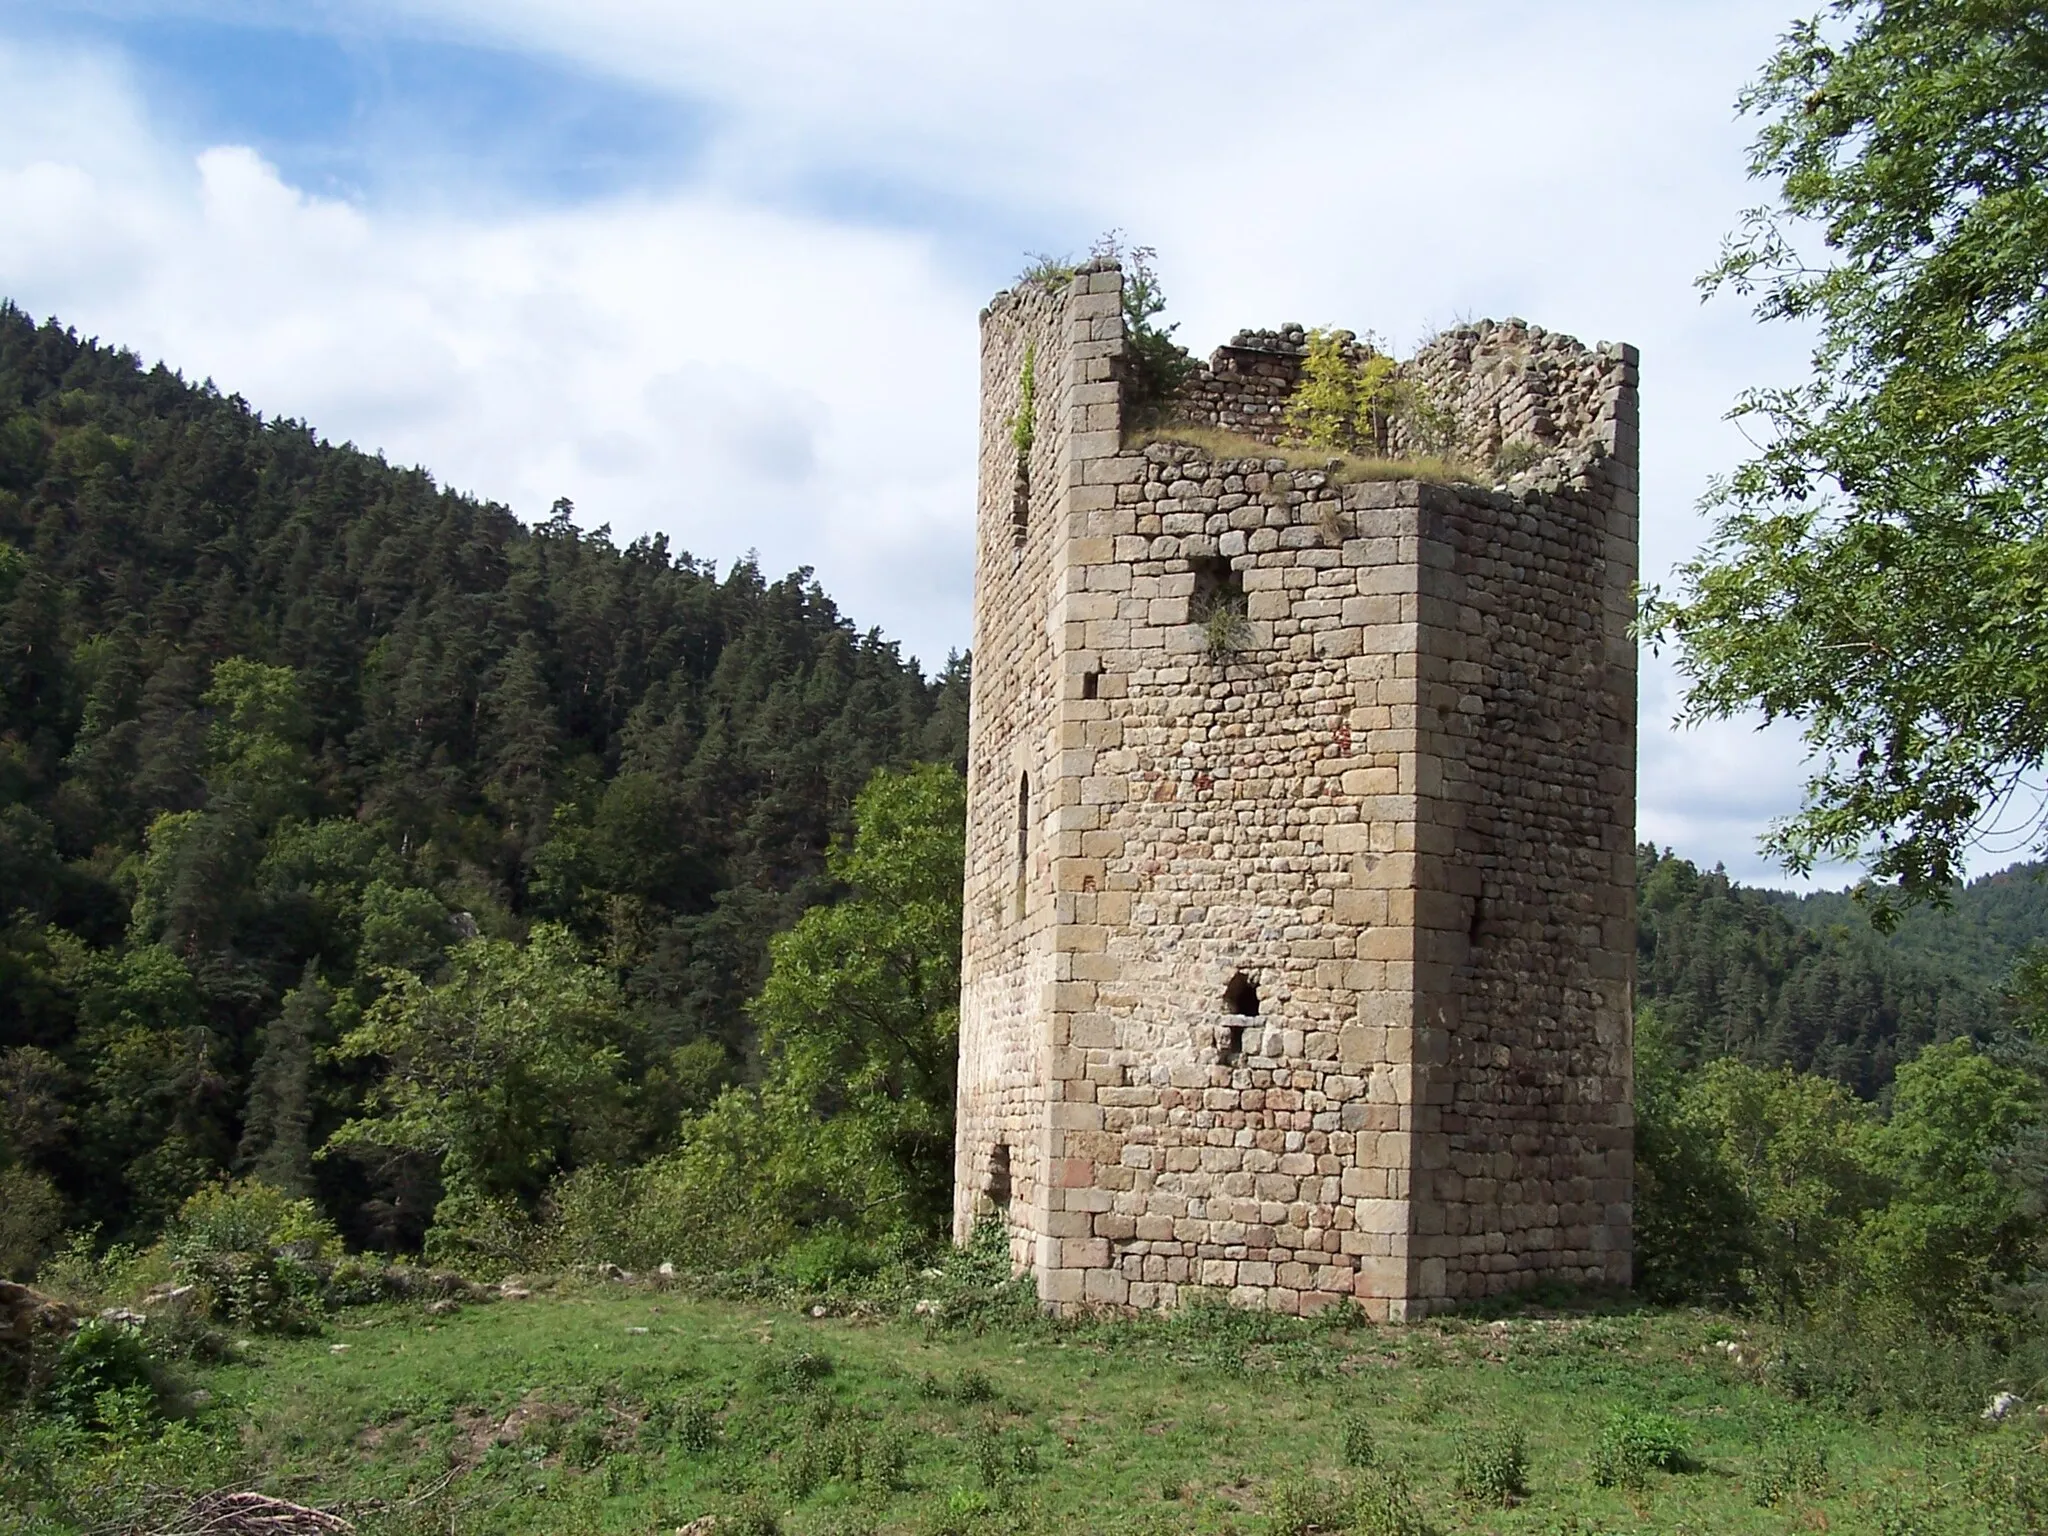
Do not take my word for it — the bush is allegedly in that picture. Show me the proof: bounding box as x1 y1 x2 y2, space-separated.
34 1230 165 1312
163 1180 339 1333
165 1179 340 1264
1452 1426 1528 1505
42 1318 165 1431
1266 1475 1349 1536
1340 1410 1376 1469
779 1230 886 1292
669 1397 719 1453
1589 1409 1689 1490
1970 1432 2048 1535
970 1418 1007 1491
953 1370 995 1405
911 1215 1039 1332
1778 1318 2048 1422
1353 1468 1434 1536
1749 1420 1829 1506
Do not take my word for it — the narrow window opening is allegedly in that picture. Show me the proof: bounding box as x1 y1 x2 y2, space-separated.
1011 467 1030 551
1082 670 1100 700
1016 774 1030 865
1010 342 1037 555
1468 895 1485 949
986 1143 1012 1212
1189 555 1244 610
1014 774 1030 919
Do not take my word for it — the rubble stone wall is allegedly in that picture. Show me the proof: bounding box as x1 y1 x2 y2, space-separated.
1159 319 1634 487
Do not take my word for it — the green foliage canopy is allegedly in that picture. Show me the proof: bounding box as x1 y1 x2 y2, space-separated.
0 302 967 1257
327 923 630 1217
752 762 966 1235
1652 0 2048 911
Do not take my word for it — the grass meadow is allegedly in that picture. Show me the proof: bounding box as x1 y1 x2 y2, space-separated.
9 1276 2040 1536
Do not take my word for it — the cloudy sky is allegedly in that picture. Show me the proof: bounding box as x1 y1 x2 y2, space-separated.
0 0 1886 886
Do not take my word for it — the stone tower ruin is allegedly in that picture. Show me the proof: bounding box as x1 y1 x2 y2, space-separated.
953 258 1637 1319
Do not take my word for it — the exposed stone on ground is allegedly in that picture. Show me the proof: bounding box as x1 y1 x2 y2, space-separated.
0 1280 78 1344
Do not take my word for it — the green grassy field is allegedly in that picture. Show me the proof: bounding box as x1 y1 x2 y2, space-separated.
8 1275 2041 1536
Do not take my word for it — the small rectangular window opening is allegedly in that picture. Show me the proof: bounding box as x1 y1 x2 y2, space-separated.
1189 554 1244 611
1082 670 1100 700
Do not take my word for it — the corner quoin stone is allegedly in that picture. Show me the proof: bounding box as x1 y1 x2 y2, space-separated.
953 268 1637 1320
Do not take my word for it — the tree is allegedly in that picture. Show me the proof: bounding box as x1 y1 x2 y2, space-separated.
325 925 629 1232
1649 1 2048 914
749 762 967 1237
1688 1058 1882 1317
1855 1037 2038 1329
1632 1006 1755 1304
237 967 328 1198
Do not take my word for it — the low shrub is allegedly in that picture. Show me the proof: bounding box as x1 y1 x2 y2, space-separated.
970 1418 1006 1491
1452 1426 1528 1505
1589 1408 1689 1489
953 1369 995 1405
779 1230 886 1292
179 1251 327 1334
164 1180 340 1265
1749 1420 1829 1506
1970 1432 2048 1534
1340 1410 1376 1469
1267 1475 1349 1536
673 1398 720 1453
910 1214 1040 1332
1771 1319 2048 1422
1352 1468 1435 1536
34 1230 165 1313
926 1486 996 1536
42 1318 166 1431
163 1181 341 1333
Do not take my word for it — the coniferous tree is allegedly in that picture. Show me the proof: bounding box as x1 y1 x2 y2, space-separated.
238 966 326 1198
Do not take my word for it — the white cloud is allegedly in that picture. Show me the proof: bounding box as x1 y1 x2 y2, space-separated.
0 41 982 664
0 4 1937 886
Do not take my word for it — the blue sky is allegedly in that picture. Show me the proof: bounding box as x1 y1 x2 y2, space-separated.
0 0 1890 885
3 4 716 204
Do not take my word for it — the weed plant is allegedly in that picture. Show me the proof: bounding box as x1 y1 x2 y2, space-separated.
1266 1474 1351 1536
1589 1408 1689 1490
1353 1467 1435 1536
1749 1417 1830 1506
1340 1410 1376 1469
1451 1425 1528 1505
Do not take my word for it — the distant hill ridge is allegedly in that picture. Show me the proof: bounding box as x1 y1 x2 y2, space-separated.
1637 848 2048 1095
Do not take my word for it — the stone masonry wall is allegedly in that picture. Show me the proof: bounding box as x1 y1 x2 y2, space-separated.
1161 318 1633 488
955 262 1637 1317
955 263 1122 1274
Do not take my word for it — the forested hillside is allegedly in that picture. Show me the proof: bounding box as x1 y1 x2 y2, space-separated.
1636 846 2048 1095
0 302 967 1255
